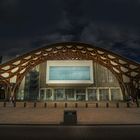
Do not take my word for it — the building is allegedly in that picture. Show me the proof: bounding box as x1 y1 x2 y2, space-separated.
0 42 140 101
17 60 123 101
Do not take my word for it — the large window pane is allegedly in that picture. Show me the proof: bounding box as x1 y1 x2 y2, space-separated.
76 95 86 101
17 89 24 100
88 89 97 101
54 89 65 100
49 66 90 80
111 89 121 100
40 89 45 100
46 89 52 100
65 89 75 100
76 89 86 101
76 89 86 94
99 89 109 101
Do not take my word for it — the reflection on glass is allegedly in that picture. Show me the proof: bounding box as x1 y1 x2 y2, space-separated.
54 89 65 100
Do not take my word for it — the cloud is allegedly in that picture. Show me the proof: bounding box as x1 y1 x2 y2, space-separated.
1 0 19 7
78 21 140 62
0 38 33 62
0 0 140 63
58 11 73 31
34 33 74 46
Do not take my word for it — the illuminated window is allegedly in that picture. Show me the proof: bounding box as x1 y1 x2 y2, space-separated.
49 66 90 80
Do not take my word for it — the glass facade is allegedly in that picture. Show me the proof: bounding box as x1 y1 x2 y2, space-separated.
37 88 122 101
24 70 39 101
17 87 122 101
17 61 123 101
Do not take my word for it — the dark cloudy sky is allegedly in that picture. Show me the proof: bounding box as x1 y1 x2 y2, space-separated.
0 0 140 63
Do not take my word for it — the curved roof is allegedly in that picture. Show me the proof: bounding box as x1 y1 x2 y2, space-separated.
0 42 139 92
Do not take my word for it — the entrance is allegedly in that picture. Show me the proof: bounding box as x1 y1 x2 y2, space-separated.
39 87 122 101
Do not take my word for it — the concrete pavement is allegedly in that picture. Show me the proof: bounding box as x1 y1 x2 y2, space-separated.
0 125 140 140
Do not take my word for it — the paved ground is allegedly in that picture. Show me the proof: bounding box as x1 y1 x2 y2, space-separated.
0 108 140 124
0 125 140 140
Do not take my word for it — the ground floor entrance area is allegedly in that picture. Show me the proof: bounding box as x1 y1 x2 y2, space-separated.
17 87 123 101
38 87 123 101
17 86 123 101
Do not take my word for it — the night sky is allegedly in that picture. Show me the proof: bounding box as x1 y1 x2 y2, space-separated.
0 0 140 63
